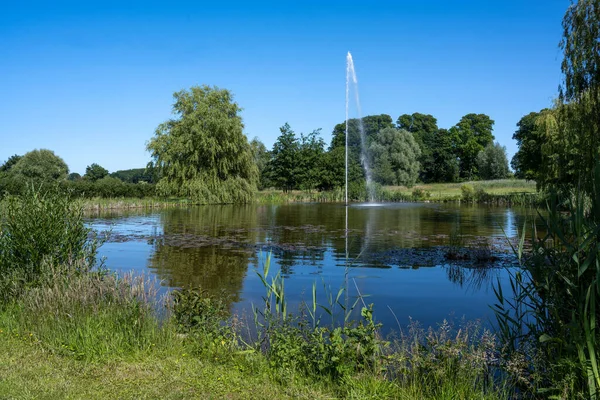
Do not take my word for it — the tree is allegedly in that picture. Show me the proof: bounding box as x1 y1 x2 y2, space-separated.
511 111 547 180
369 127 421 187
249 137 272 190
146 85 258 203
11 149 69 181
554 0 600 194
476 142 509 180
111 168 156 183
68 172 82 181
330 114 394 150
296 129 326 191
328 114 394 189
269 123 299 192
397 113 438 182
449 114 495 180
0 155 22 173
84 163 109 182
430 129 460 183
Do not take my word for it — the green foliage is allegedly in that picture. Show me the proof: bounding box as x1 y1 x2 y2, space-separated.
369 127 421 187
296 129 326 191
476 141 509 180
450 114 495 180
460 184 475 202
328 114 394 189
560 0 600 103
397 113 439 182
261 306 385 382
84 163 108 182
411 187 430 200
493 167 600 398
0 187 99 300
67 172 81 181
110 167 156 184
10 149 69 182
147 85 258 204
250 137 272 190
269 123 299 192
430 128 460 183
386 320 504 399
533 0 600 197
511 111 547 180
0 155 22 173
60 177 156 198
5 272 162 361
268 124 327 192
170 287 228 334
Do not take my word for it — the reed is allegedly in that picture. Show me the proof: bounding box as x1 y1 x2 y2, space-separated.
493 168 600 398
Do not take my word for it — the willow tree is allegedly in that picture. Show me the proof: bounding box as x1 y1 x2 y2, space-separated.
147 86 258 203
556 0 600 195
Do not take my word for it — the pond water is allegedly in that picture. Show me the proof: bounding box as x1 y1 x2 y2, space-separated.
89 202 534 333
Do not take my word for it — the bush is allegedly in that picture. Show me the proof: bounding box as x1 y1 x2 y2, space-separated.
260 305 386 381
0 187 100 300
460 184 475 202
412 187 431 200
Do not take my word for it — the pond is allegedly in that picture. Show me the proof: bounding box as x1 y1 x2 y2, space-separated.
89 202 533 333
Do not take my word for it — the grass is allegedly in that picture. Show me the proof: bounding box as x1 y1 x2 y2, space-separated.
386 179 537 198
35 179 540 209
0 269 512 399
0 306 510 400
256 179 541 205
82 196 197 210
0 332 334 400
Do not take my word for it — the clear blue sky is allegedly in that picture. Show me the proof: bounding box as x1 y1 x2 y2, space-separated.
1 0 567 174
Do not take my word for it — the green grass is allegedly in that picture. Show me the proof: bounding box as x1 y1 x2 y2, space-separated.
0 268 511 399
0 332 334 400
256 179 541 205
387 179 537 198
82 196 197 210
0 317 509 400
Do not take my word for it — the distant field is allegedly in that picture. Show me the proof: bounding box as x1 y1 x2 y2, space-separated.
387 179 537 199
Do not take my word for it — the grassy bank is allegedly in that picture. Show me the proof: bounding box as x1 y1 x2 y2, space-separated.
0 277 511 400
257 179 542 206
0 329 333 400
388 179 537 198
26 179 540 210
82 197 197 211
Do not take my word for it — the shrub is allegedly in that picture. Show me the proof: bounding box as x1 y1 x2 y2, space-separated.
461 184 475 202
412 187 431 200
0 186 100 300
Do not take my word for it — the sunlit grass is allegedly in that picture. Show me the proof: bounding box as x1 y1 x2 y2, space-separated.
386 179 537 198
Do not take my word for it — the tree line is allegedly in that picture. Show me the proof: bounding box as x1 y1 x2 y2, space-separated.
0 150 157 198
252 112 510 193
0 99 513 201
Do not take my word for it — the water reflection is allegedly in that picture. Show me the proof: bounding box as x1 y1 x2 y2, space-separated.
91 203 532 329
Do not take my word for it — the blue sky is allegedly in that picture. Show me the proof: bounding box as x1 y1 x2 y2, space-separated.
1 0 567 174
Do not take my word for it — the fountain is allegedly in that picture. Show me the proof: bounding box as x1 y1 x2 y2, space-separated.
345 52 375 204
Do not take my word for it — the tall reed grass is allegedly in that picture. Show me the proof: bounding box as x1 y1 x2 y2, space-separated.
493 168 600 399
